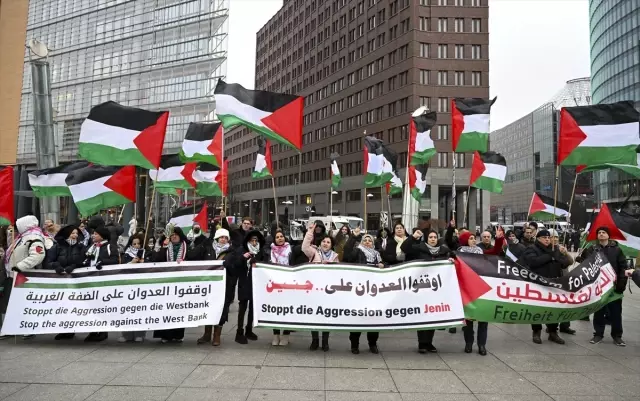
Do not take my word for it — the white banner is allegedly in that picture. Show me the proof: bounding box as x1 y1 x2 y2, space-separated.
1 261 225 335
252 261 465 331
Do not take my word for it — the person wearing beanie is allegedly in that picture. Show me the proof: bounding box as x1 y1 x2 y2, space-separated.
521 229 573 345
576 226 628 346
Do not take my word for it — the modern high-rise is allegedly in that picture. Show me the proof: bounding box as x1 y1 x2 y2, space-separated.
225 0 490 230
589 0 640 210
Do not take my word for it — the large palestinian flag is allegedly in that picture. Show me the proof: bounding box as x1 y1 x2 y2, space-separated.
79 101 168 169
470 151 507 194
28 162 90 197
558 101 640 166
451 97 496 152
169 202 208 233
585 203 640 257
528 192 569 220
193 164 222 197
253 137 273 179
409 108 437 165
330 152 341 190
65 165 136 217
364 136 387 188
409 164 428 202
214 80 303 150
149 155 196 193
578 163 640 179
179 122 223 166
0 166 14 226
386 170 402 196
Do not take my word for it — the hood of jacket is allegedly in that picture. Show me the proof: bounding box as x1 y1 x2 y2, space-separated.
87 216 105 231
243 229 265 251
16 215 39 234
54 224 85 245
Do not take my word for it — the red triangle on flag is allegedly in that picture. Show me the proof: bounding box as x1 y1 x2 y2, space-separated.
193 202 208 233
586 203 625 242
528 193 546 216
451 100 465 152
408 119 417 161
455 257 492 305
557 109 587 165
264 140 274 175
14 272 29 287
215 159 229 196
469 151 486 185
261 97 303 150
0 166 14 225
576 165 587 173
104 166 136 202
408 165 416 188
181 162 197 188
133 111 169 169
207 124 223 166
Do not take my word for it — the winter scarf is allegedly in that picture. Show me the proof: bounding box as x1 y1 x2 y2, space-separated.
212 241 230 258
4 227 46 264
318 248 338 262
426 243 442 256
270 242 292 265
357 243 382 265
167 241 187 262
86 240 109 266
125 246 139 261
458 245 483 254
66 238 77 246
395 235 406 260
246 241 261 273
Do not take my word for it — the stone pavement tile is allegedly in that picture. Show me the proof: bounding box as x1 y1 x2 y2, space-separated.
138 348 209 365
263 349 325 367
381 351 449 370
109 363 197 387
519 372 610 396
247 389 325 401
534 341 597 356
325 351 386 369
550 396 628 401
389 370 470 393
581 372 638 397
79 346 155 363
474 395 552 401
374 338 418 352
84 386 175 401
326 391 404 401
493 354 571 372
483 340 542 355
454 371 544 395
325 368 397 392
556 355 629 373
166 388 250 401
0 383 28 400
439 353 512 372
603 355 640 372
252 366 324 391
38 361 131 385
0 357 70 383
181 365 259 388
400 394 478 401
588 343 640 357
3 384 100 401
0 347 37 361
200 348 268 366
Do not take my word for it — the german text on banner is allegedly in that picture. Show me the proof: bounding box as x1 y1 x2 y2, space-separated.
458 252 622 323
1 261 225 335
252 261 466 331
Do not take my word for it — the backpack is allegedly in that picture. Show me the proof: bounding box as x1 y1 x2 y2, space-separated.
25 237 56 270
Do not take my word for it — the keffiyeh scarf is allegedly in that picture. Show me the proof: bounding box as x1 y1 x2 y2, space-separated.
357 244 382 265
458 246 483 254
270 242 292 265
213 241 230 258
167 241 187 262
125 246 139 260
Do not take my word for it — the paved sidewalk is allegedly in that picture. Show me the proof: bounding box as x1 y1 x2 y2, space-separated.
1 290 639 401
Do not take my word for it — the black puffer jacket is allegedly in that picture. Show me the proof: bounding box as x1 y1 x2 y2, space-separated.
401 237 452 261
375 228 392 252
344 234 385 266
234 230 265 301
50 225 86 273
577 240 628 293
521 241 572 278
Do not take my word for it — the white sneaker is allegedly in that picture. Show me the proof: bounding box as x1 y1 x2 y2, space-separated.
134 337 144 343
118 336 127 343
160 339 169 344
279 334 289 346
272 335 280 346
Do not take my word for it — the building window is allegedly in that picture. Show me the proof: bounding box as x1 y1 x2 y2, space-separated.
419 69 429 84
455 153 465 168
437 125 449 140
472 18 481 32
368 16 376 30
437 152 449 167
420 96 430 107
472 44 482 59
455 0 463 5
438 44 448 58
437 70 448 85
471 71 481 86
347 190 362 202
420 43 430 58
438 18 448 32
454 44 464 59
419 17 428 31
471 0 480 5
438 97 449 112
454 18 464 32
454 71 464 85
438 0 447 5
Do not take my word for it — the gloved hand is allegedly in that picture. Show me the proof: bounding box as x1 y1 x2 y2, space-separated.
55 266 65 275
65 265 76 274
95 261 103 271
11 266 22 273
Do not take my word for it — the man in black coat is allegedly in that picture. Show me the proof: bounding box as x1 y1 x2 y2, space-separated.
521 229 573 345
522 223 537 248
221 211 253 249
576 227 628 346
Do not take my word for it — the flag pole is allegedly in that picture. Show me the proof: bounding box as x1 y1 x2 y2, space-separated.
387 189 392 229
463 185 471 229
562 172 579 246
142 169 159 258
329 185 333 217
363 129 368 231
451 154 457 224
380 186 384 228
271 176 279 229
552 164 560 249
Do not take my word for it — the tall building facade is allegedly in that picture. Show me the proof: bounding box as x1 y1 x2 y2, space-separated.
589 0 640 210
491 78 594 225
226 0 490 230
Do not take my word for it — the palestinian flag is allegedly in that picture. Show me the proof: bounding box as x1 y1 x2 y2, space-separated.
386 170 403 196
169 202 208 233
579 163 640 179
364 136 387 188
409 108 437 165
65 165 136 217
79 101 168 169
470 151 507 194
380 143 398 184
193 163 222 197
558 101 640 166
219 157 229 197
409 164 428 202
253 137 273 179
179 122 223 166
149 155 196 192
452 97 496 152
0 166 14 226
528 192 569 220
28 162 90 197
330 152 341 189
585 203 640 257
214 80 303 150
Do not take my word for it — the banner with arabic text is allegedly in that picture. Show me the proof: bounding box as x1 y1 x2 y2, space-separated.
252 261 465 331
458 252 622 323
1 261 225 335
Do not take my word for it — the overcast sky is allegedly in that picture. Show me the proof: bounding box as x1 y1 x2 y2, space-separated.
226 0 591 131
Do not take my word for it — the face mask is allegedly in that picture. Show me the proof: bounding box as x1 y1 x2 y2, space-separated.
194 228 201 234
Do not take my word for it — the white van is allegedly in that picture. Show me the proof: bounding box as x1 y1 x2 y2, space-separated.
298 216 364 236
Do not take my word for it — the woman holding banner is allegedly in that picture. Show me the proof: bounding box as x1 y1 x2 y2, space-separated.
233 230 264 345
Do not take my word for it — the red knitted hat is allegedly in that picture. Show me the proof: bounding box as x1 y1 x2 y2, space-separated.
458 231 472 246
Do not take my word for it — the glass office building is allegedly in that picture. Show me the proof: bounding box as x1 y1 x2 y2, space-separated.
17 0 229 165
